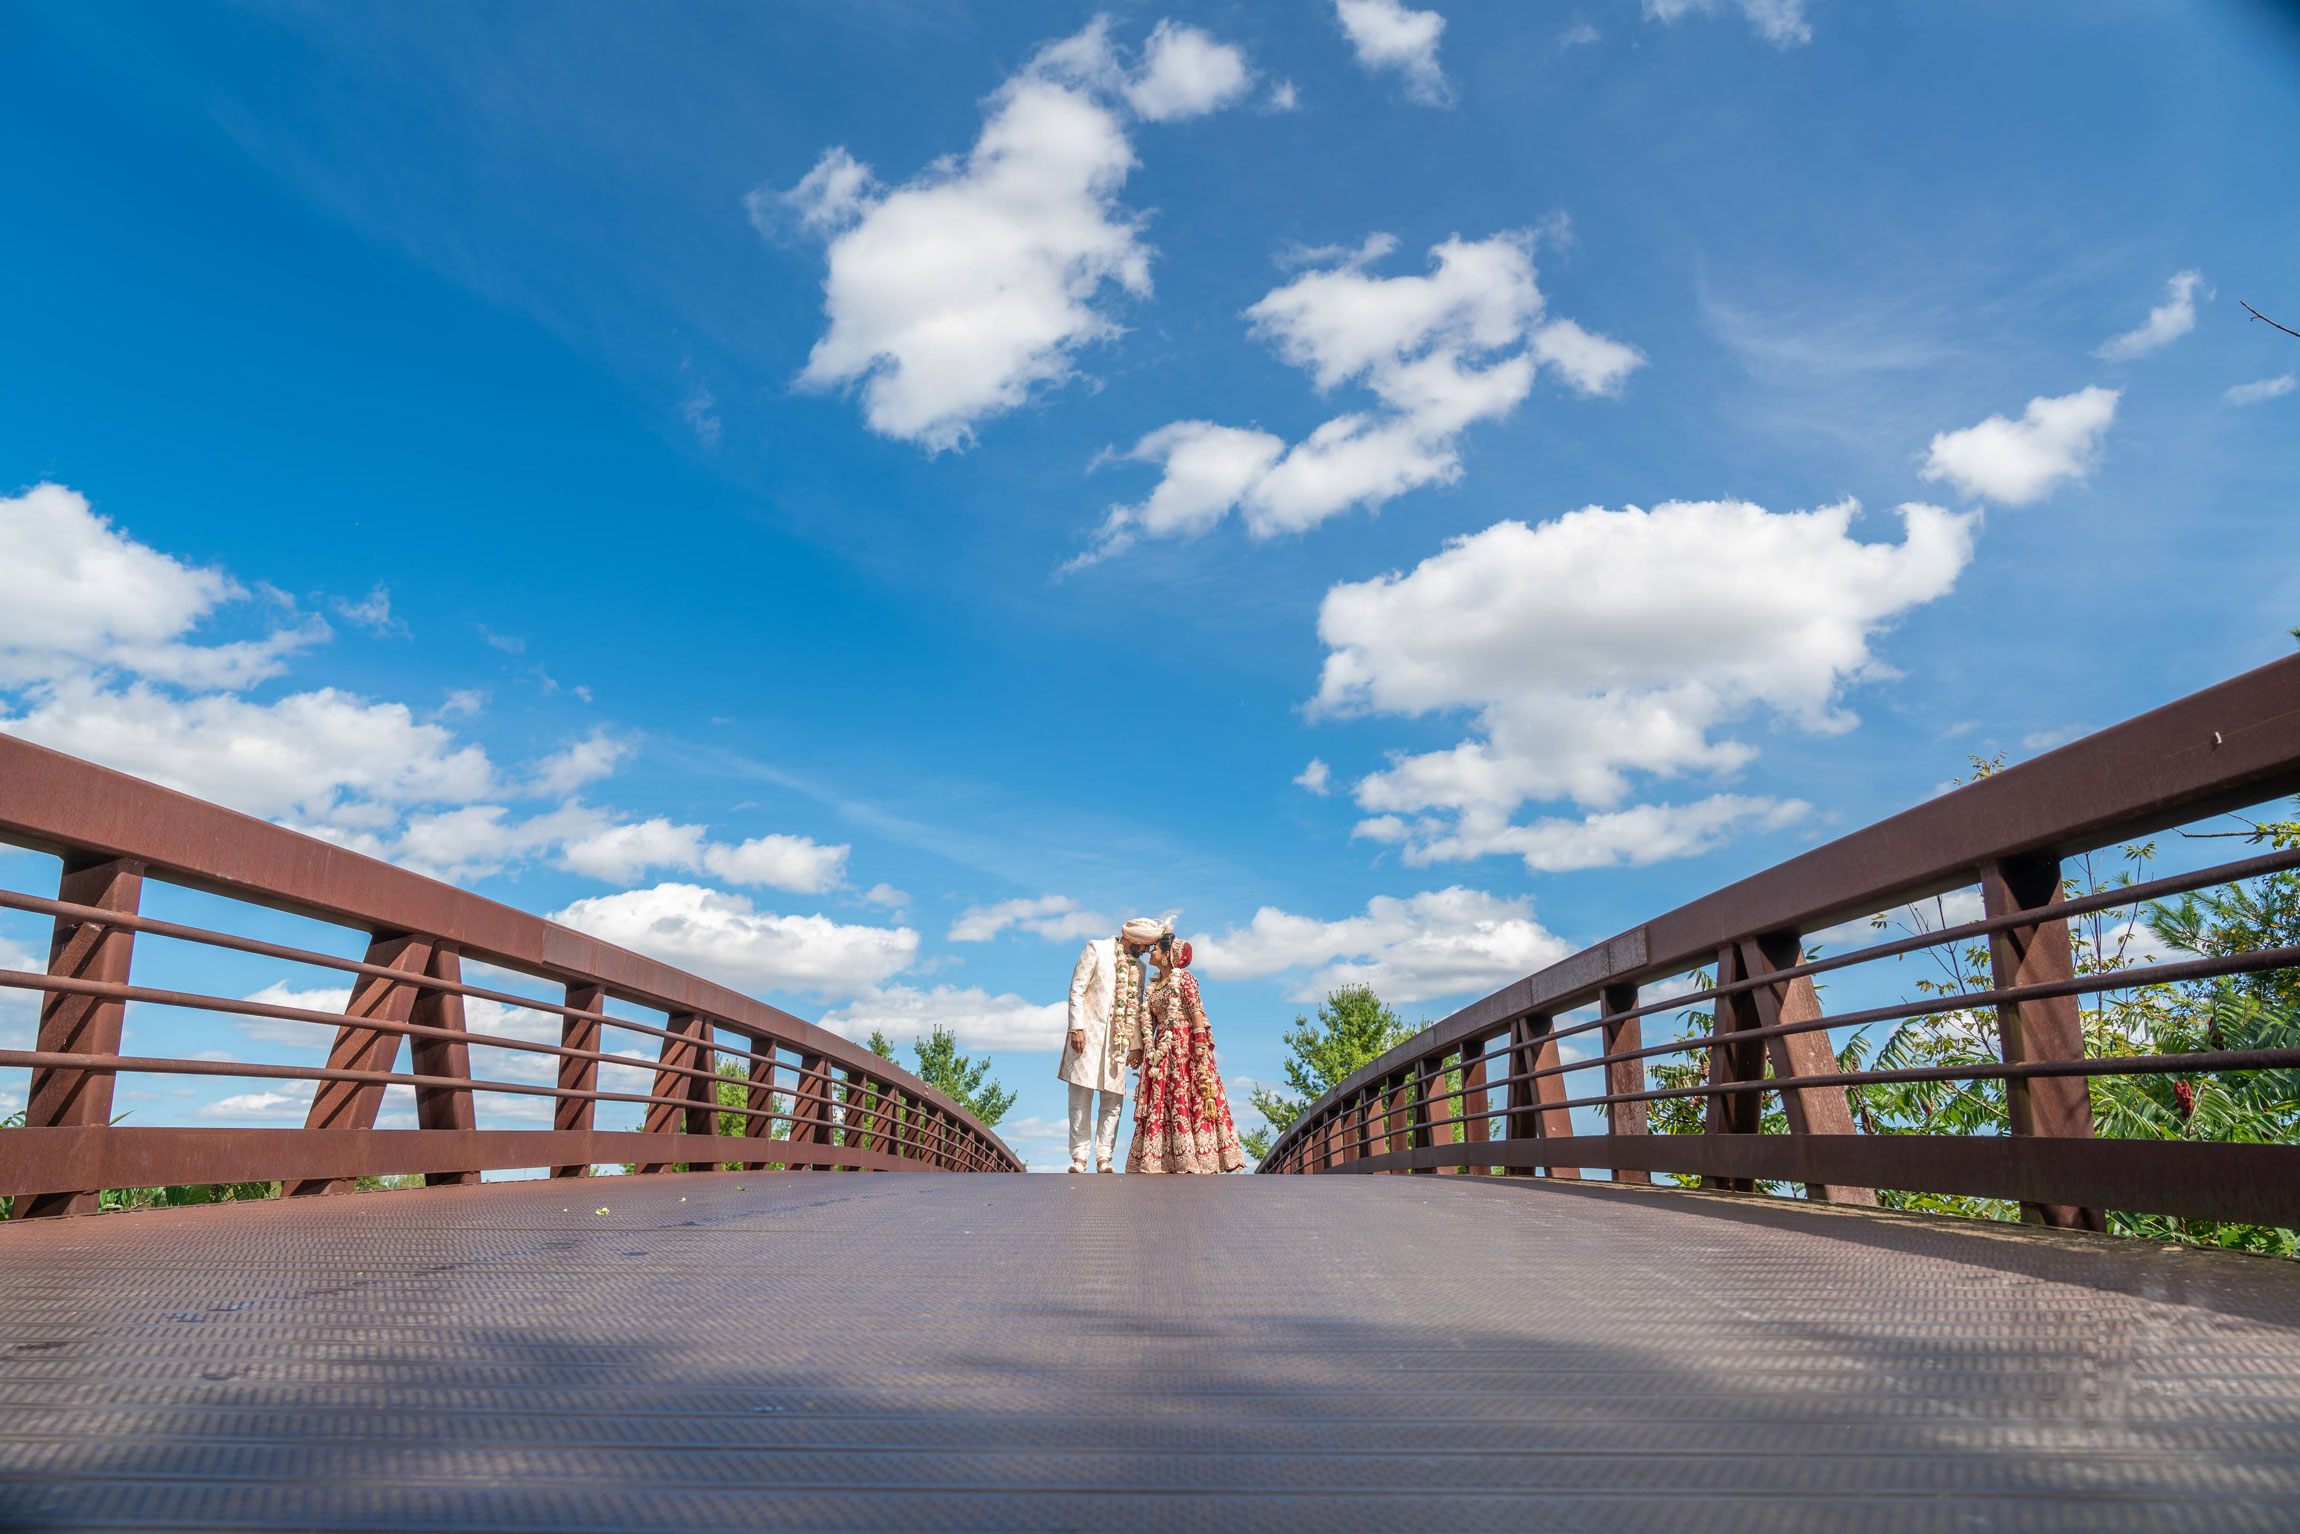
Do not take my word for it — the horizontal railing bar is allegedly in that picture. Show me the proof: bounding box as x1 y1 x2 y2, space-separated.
0 968 893 1120
0 1047 803 1128
1289 943 2300 1140
0 1050 969 1161
0 735 1016 1165
0 885 805 1068
1566 840 2300 1036
0 1125 944 1198
1345 1039 2300 1141
1319 1135 2300 1229
0 1047 975 1163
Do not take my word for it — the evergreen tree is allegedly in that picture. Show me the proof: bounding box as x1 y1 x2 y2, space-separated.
909 1025 1016 1128
1242 984 1413 1161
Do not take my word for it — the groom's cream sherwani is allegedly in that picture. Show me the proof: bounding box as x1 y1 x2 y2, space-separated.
1060 936 1135 1094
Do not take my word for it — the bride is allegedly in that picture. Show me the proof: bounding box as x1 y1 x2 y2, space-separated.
1123 928 1248 1174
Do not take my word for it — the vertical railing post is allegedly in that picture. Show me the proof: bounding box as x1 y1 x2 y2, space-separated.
1385 1073 1412 1171
1600 982 1649 1185
639 1012 710 1174
1982 855 2103 1230
291 932 434 1197
839 1067 868 1163
1739 932 1874 1205
551 982 603 1179
1409 1057 1439 1173
1508 1014 1579 1180
408 943 479 1186
20 855 143 1219
741 1050 780 1171
788 1053 829 1167
1460 1033 1490 1173
1704 944 1765 1192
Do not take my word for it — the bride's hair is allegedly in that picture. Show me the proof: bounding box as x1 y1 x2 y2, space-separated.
1156 931 1193 969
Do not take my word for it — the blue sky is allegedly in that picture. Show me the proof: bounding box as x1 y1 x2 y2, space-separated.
3 0 2298 1169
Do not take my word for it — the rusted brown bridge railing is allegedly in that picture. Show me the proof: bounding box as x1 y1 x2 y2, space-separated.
0 738 1021 1218
1262 655 2300 1232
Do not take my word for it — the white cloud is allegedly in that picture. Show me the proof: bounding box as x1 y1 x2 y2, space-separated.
2227 374 2295 407
682 381 723 448
1358 794 1809 872
1559 23 1601 47
1920 387 2118 506
530 729 629 796
330 584 402 637
1194 887 1570 1004
1528 318 1644 396
702 835 849 893
1314 499 1973 870
1079 233 1639 564
1295 759 1333 796
1125 21 1254 122
861 883 910 909
7 678 497 823
819 983 1067 1053
556 817 848 894
0 483 321 690
1334 0 1451 105
773 20 1250 451
550 883 917 1000
949 894 1111 944
2095 270 2209 362
201 1087 315 1121
0 484 859 917
1644 0 1811 48
1266 79 1302 112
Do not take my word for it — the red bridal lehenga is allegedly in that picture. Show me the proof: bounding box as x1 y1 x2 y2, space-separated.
1124 965 1247 1174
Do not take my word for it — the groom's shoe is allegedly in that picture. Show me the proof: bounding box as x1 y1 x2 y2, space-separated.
1068 1164 1085 1173
1097 1161 1115 1173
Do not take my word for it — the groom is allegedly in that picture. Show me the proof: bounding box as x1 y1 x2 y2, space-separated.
1060 916 1163 1172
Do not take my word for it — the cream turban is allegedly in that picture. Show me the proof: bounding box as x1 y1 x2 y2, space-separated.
1120 917 1165 943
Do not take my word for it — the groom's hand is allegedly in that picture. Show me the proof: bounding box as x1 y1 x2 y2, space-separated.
1128 1049 1143 1069
1068 1028 1086 1057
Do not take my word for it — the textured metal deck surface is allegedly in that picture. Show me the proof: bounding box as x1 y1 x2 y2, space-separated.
6 1173 2300 1532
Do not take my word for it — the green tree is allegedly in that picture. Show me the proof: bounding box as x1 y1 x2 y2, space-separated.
866 1029 898 1063
909 1025 1016 1128
1242 984 1414 1162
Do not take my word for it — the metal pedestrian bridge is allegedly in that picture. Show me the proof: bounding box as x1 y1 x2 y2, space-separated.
8 658 2300 1529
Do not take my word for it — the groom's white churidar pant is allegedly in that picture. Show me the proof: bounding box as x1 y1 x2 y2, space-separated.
1067 1084 1123 1169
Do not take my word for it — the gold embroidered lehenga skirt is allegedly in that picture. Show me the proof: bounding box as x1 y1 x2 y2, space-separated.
1125 973 1247 1174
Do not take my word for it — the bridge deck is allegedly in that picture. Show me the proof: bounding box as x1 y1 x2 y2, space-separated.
5 1171 2299 1531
